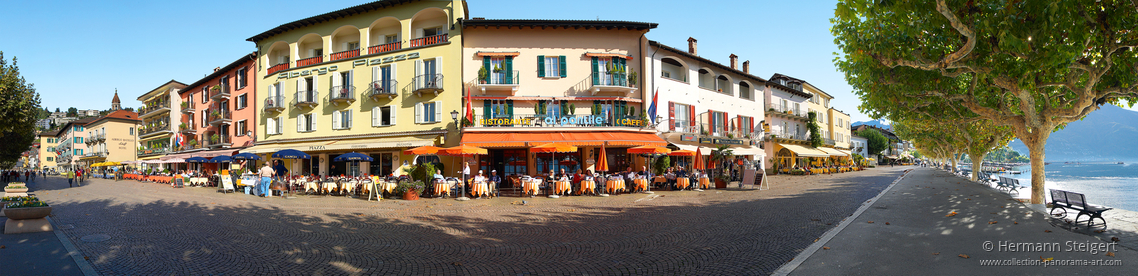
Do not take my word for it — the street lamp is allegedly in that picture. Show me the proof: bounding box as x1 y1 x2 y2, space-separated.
450 110 460 129
449 109 470 201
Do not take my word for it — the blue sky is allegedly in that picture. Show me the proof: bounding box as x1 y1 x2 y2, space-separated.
0 0 931 123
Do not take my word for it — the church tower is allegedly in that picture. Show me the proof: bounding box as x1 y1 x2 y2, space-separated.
111 89 121 111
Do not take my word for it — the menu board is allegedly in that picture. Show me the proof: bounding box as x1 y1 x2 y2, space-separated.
220 177 235 192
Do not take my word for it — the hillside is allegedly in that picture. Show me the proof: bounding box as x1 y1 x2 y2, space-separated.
851 119 892 131
1008 104 1138 162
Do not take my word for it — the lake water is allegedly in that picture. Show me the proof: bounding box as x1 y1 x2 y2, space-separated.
997 162 1138 211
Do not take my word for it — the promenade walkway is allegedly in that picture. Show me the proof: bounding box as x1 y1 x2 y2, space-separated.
782 167 1138 275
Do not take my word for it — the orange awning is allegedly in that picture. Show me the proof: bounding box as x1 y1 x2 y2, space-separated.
530 143 579 153
461 132 667 148
439 145 488 156
627 145 671 155
585 52 634 60
476 51 521 57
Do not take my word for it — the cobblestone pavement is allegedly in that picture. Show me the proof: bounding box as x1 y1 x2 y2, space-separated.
26 168 906 275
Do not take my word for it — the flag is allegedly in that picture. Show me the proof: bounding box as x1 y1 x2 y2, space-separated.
174 133 184 148
464 86 474 125
647 88 659 124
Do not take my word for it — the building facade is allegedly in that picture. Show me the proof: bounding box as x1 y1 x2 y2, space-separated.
172 53 257 162
80 110 141 167
763 74 825 171
54 117 95 171
37 129 63 171
246 0 467 177
136 80 187 162
460 19 663 176
850 134 868 160
646 38 765 168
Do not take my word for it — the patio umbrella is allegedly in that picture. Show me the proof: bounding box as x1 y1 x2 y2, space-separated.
208 155 234 163
628 145 670 193
595 146 609 172
186 156 209 174
271 149 312 197
403 146 442 155
439 145 489 200
333 152 374 177
694 148 705 171
669 150 696 171
232 152 261 160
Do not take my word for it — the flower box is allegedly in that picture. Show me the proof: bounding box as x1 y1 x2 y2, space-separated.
4 206 51 220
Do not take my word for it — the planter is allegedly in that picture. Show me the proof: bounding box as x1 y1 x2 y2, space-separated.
4 206 52 220
714 179 727 189
402 189 420 201
5 188 28 194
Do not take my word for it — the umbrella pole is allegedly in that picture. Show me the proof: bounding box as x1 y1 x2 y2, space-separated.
456 155 469 201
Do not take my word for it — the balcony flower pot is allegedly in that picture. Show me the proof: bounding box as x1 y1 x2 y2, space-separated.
714 178 727 189
402 189 420 200
4 206 52 220
5 185 28 194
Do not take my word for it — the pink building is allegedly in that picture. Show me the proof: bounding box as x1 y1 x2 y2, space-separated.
172 53 258 160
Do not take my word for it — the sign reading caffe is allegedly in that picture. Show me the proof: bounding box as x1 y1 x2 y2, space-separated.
480 115 646 127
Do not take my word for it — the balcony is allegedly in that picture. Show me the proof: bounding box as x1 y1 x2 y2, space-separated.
264 96 286 112
409 34 447 48
268 63 290 75
767 104 809 121
207 134 232 148
412 74 444 96
139 101 171 118
824 138 836 146
329 85 357 105
769 130 809 142
329 49 360 61
181 102 195 114
368 42 401 55
368 80 398 100
473 70 520 94
208 109 232 126
470 113 647 128
86 133 104 143
589 72 637 95
294 91 319 108
297 56 323 67
137 147 168 157
210 85 231 101
180 122 197 135
140 122 171 138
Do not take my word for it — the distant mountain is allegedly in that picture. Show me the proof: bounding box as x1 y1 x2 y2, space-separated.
1008 104 1138 162
851 119 892 130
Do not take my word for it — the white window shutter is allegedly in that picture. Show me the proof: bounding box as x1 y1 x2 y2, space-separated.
436 56 443 78
297 78 305 94
372 66 379 83
276 117 283 134
266 117 273 135
372 106 379 127
297 115 302 132
310 114 317 131
347 70 353 87
391 63 397 81
333 111 342 129
312 76 319 97
268 83 276 102
332 72 342 88
389 106 397 126
415 102 423 124
433 102 441 123
347 111 352 128
415 60 422 88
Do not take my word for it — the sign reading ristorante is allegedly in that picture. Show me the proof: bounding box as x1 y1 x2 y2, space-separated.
481 115 646 127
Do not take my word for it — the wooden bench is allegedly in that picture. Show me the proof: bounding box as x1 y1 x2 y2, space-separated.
995 176 1022 195
1049 189 1112 229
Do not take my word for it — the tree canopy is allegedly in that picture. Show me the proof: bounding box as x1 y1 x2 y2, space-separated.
856 129 889 157
0 52 41 167
832 0 1138 204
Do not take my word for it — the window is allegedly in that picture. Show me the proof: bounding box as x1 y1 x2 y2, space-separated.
423 26 443 37
297 114 316 132
236 120 247 136
672 102 691 131
415 102 440 123
188 93 195 107
372 106 395 127
279 55 290 65
347 42 360 50
237 94 247 109
698 69 713 89
201 87 208 103
739 82 752 99
75 137 83 143
332 110 352 130
484 99 513 120
384 35 398 44
661 58 685 82
267 117 283 135
46 157 53 162
537 55 565 78
709 111 727 136
129 127 134 135
236 67 248 89
716 75 732 94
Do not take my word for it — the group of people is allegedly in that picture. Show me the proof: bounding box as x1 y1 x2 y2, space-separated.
434 165 709 198
2 169 45 183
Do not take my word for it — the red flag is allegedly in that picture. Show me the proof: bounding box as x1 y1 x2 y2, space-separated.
464 86 474 125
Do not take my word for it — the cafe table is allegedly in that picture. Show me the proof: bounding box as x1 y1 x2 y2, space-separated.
577 180 596 195
699 176 711 189
433 180 451 197
676 177 691 190
471 181 490 198
606 178 625 194
523 179 541 196
555 180 572 195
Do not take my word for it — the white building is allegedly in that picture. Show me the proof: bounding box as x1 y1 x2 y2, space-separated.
36 119 51 129
850 134 868 159
645 38 765 168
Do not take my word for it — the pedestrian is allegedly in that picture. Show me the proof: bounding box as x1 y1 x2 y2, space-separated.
67 170 76 187
258 161 275 198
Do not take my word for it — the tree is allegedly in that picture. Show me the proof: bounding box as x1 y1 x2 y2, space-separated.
0 52 41 166
832 0 1138 204
807 111 823 148
66 107 78 117
54 107 59 113
856 129 888 157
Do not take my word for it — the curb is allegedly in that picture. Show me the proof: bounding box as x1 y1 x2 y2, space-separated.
47 217 99 276
771 169 912 276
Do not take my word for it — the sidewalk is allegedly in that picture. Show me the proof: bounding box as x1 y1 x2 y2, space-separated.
780 167 1138 275
1 176 94 276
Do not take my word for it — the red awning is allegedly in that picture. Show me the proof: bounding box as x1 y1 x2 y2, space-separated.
461 132 666 148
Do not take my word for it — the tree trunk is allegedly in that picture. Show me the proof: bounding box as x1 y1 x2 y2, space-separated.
950 153 958 173
969 153 984 182
1024 136 1048 204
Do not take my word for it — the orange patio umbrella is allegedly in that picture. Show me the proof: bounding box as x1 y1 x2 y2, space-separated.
403 146 442 155
694 148 706 171
626 145 671 155
530 143 578 173
668 150 696 156
595 146 609 172
439 145 489 156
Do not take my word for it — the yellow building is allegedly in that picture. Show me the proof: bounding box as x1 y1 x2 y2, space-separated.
37 128 63 171
246 0 467 176
79 110 141 168
136 80 187 164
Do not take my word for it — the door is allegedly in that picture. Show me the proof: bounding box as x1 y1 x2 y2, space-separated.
369 153 395 176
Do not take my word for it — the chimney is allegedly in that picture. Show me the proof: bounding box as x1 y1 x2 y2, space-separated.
729 54 738 70
743 61 750 74
687 37 698 55
213 67 221 72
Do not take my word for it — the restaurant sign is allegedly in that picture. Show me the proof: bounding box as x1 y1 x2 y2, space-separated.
480 115 646 127
698 138 745 145
680 134 698 142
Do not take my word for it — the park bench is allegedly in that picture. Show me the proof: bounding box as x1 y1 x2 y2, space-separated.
1049 189 1112 229
995 176 1023 195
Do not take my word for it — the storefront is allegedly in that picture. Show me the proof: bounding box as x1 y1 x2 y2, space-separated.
773 143 829 171
659 133 765 169
460 130 666 176
241 132 444 177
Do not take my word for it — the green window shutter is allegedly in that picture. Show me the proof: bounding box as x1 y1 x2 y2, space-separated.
560 101 568 115
591 57 599 85
505 57 513 84
537 55 545 78
506 100 513 118
482 57 491 83
483 100 491 119
559 56 567 78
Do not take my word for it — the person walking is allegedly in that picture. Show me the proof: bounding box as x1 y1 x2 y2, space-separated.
67 170 76 187
258 162 275 198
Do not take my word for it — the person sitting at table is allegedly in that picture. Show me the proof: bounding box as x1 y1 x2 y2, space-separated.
488 170 502 191
433 169 445 182
639 165 652 178
473 170 486 183
664 167 677 189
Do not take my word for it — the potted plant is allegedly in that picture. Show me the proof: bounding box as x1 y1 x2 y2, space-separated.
5 183 28 194
568 104 575 115
179 123 187 131
210 134 220 144
188 140 198 148
493 65 503 73
394 180 425 200
628 70 638 87
210 84 221 92
181 102 189 109
3 197 51 220
478 67 488 84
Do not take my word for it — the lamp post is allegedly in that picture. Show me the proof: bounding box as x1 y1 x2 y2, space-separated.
450 110 470 201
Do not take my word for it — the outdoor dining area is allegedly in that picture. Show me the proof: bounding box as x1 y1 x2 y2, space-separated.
773 144 862 175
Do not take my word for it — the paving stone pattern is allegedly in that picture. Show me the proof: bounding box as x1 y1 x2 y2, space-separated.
29 169 905 275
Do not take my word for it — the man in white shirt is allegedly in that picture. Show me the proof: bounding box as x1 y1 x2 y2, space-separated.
257 162 276 197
